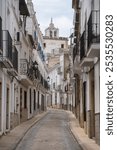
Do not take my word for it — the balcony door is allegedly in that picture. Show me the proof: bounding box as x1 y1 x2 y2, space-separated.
6 87 9 130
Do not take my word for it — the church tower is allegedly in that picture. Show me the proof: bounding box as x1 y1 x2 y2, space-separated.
45 18 59 38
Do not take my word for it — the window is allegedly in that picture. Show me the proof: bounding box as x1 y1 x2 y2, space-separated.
24 91 27 109
43 43 46 48
54 31 56 37
38 91 40 109
55 93 57 105
34 90 36 110
61 44 64 48
50 31 52 38
53 82 55 89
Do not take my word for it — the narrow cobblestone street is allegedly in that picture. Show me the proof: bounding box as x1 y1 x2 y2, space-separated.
15 109 82 150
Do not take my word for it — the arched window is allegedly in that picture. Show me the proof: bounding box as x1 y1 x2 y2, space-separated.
50 31 52 38
54 31 56 37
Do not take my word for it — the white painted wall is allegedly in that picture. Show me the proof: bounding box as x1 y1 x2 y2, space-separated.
94 61 100 113
44 38 68 54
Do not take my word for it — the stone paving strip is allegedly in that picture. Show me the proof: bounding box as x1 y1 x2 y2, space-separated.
0 109 100 150
0 111 49 150
67 111 100 150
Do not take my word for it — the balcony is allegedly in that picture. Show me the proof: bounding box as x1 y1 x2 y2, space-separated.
80 30 94 68
80 31 85 60
19 0 30 16
7 46 18 77
0 17 2 54
87 10 100 58
0 30 13 68
73 44 79 63
20 59 33 87
12 46 18 72
74 12 80 36
80 57 94 68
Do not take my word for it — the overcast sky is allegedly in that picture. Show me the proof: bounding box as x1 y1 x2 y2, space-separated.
32 0 74 37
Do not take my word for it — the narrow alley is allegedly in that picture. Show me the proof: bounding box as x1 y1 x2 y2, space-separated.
15 109 82 150
0 0 100 149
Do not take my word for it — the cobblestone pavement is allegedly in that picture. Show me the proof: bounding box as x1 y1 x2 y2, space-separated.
15 109 82 150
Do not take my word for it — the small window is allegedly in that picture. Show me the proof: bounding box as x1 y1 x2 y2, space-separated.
24 91 27 109
50 31 52 38
53 83 55 89
54 31 56 37
17 32 20 41
43 43 46 48
61 44 64 48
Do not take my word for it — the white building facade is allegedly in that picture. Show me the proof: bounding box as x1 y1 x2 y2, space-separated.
71 0 100 145
0 0 48 135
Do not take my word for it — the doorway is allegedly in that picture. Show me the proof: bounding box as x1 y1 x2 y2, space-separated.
24 91 27 109
6 87 10 130
20 88 22 119
90 69 95 138
41 94 44 111
37 91 39 109
34 90 36 111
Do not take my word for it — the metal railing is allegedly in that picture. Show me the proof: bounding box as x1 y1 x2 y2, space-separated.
88 10 100 49
80 31 85 60
20 59 33 80
3 30 13 63
73 44 79 63
12 46 18 72
0 17 2 52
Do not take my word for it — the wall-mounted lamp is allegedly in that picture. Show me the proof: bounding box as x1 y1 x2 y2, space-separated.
33 61 38 70
47 76 50 83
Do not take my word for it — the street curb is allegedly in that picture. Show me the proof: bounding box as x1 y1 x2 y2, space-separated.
67 111 100 150
12 111 49 150
66 111 88 150
67 122 84 150
68 124 88 150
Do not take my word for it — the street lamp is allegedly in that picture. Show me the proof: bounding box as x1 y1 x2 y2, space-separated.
47 76 50 83
33 61 38 79
33 61 38 70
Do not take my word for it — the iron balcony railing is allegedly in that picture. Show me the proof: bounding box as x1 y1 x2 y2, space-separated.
0 17 2 53
19 0 30 16
80 31 85 60
73 38 79 63
20 59 34 80
12 46 18 72
34 68 40 80
2 30 13 63
88 10 100 49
